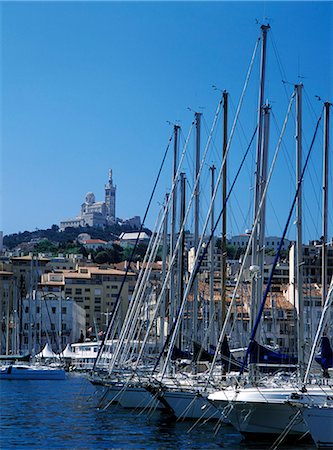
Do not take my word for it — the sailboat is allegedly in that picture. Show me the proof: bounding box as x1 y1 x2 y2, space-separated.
208 93 333 440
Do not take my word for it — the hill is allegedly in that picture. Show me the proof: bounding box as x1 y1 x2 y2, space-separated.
3 223 150 251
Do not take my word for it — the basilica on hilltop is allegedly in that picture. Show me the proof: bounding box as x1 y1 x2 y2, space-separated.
60 170 117 231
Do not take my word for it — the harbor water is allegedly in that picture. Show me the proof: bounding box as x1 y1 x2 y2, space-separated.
0 374 316 449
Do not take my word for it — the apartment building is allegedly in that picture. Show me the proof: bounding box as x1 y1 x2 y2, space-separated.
20 294 86 354
40 266 135 331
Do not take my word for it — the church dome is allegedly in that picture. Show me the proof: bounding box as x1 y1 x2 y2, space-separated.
85 192 95 205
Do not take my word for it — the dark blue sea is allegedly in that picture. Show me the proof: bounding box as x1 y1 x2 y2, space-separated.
0 374 316 449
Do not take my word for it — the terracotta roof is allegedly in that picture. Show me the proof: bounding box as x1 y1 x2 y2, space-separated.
83 239 108 244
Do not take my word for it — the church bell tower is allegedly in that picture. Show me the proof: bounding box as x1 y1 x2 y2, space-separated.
105 169 116 224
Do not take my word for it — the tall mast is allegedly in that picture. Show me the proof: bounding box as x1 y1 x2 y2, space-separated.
28 255 33 355
221 91 228 327
192 112 201 347
177 173 186 351
169 125 180 328
250 24 270 331
257 102 270 301
322 102 331 305
295 83 304 378
160 193 169 350
209 164 216 347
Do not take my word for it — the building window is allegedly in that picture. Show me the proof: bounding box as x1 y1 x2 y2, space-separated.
62 323 67 331
51 324 56 330
24 323 29 330
75 288 82 295
25 306 29 313
95 288 102 295
85 288 90 292
95 298 101 304
52 307 56 314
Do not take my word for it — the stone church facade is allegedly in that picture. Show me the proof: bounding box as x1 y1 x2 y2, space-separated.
60 170 116 231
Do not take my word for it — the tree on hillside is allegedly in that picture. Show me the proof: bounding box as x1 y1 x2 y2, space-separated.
94 251 111 264
33 239 58 254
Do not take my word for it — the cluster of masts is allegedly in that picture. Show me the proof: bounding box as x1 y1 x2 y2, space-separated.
87 25 332 446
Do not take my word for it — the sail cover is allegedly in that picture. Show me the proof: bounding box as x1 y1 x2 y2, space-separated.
315 336 333 370
249 340 297 367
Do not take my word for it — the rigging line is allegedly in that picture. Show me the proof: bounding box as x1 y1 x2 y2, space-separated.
157 126 258 379
269 30 294 104
239 107 323 377
303 86 321 126
202 113 221 163
93 130 174 370
228 178 250 233
229 95 256 179
266 194 284 236
206 91 296 385
271 110 295 179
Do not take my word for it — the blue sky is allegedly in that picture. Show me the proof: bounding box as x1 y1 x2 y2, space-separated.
1 1 332 243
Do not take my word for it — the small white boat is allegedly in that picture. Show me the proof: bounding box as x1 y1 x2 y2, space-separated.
0 363 66 380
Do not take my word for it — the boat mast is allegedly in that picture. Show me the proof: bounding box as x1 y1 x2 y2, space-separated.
250 24 269 346
322 102 331 305
209 164 216 346
177 173 186 351
295 83 305 378
192 112 201 348
160 193 169 351
169 125 180 329
221 91 228 327
28 255 33 355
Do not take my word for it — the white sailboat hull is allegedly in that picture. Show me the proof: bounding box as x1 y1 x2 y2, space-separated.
118 385 165 410
162 389 220 420
209 385 333 437
91 379 166 410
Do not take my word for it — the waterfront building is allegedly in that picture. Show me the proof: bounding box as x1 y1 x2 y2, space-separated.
0 270 16 355
20 293 86 354
40 266 135 331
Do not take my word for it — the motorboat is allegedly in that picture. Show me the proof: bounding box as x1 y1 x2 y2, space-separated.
0 363 66 380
